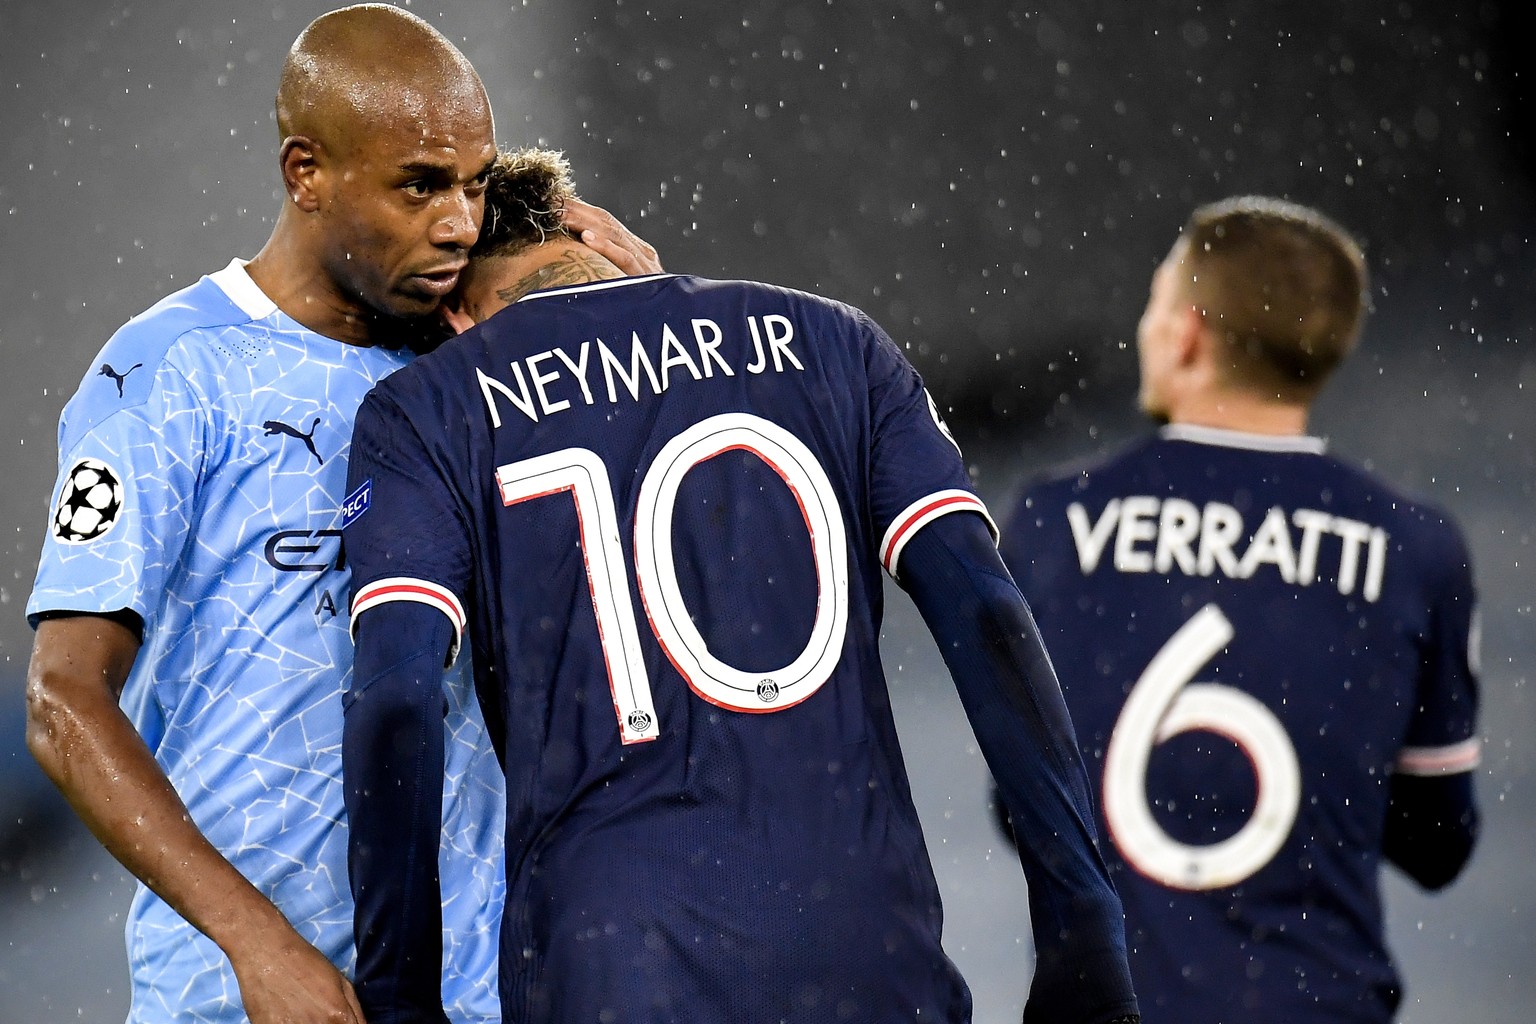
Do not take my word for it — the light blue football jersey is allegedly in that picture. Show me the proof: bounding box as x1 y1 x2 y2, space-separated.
27 261 505 1024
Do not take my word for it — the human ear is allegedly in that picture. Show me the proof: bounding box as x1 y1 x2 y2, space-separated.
1174 303 1207 368
442 304 476 335
278 136 324 213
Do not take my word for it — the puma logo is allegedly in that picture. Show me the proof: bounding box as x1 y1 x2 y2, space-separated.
98 362 143 398
263 418 324 466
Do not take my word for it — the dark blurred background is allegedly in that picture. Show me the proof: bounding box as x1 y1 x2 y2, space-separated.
2 2 1531 1021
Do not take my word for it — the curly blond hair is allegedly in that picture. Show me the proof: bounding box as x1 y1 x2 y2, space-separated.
472 147 577 259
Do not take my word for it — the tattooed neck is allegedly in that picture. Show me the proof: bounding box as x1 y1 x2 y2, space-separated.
495 250 621 305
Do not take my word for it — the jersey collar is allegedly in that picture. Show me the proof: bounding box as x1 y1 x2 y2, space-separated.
514 273 674 303
1159 422 1327 454
209 258 279 320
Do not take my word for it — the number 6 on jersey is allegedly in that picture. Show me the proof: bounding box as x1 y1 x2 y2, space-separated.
1102 603 1301 890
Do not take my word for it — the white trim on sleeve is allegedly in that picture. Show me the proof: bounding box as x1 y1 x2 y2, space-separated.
879 489 998 579
1395 737 1481 776
350 576 467 665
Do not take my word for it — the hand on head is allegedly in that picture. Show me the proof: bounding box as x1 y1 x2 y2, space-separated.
563 197 663 276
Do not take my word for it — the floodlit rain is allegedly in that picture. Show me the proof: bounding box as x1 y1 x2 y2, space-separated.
0 2 1530 1022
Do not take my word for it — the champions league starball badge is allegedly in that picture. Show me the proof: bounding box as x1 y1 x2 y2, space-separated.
52 457 126 544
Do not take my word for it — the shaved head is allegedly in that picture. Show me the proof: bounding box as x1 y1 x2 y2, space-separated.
276 4 489 157
251 3 497 341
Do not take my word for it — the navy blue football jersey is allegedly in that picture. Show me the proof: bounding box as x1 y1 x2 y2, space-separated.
1000 424 1480 1024
345 274 1009 1022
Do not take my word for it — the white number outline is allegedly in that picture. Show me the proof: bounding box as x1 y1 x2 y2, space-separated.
1102 603 1301 890
497 448 659 743
634 414 849 713
495 413 849 743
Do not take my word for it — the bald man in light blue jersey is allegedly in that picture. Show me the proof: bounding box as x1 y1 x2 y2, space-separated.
30 260 504 1023
23 7 658 1024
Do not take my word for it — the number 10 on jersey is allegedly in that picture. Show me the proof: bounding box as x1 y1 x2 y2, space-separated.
495 413 851 744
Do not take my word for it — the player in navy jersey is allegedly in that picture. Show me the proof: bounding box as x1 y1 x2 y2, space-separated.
996 197 1480 1023
341 149 1140 1024
23 10 657 1024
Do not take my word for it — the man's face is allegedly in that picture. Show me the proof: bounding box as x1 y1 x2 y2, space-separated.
317 93 495 324
1135 242 1192 422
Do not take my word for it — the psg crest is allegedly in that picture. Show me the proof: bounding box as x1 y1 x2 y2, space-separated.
52 457 125 544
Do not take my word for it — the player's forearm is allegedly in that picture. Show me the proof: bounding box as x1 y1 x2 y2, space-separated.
898 517 1137 1022
24 617 295 957
899 517 1107 870
344 602 454 1021
1383 771 1478 890
945 587 1135 1021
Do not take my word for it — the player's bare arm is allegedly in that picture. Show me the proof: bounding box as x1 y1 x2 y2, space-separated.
25 616 364 1024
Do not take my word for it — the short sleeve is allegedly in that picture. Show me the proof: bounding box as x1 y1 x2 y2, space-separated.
862 315 996 577
344 389 474 664
1396 519 1481 776
27 361 206 629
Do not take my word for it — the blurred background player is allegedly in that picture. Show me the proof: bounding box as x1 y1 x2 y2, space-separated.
340 148 1139 1024
23 8 658 1023
995 197 1480 1022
